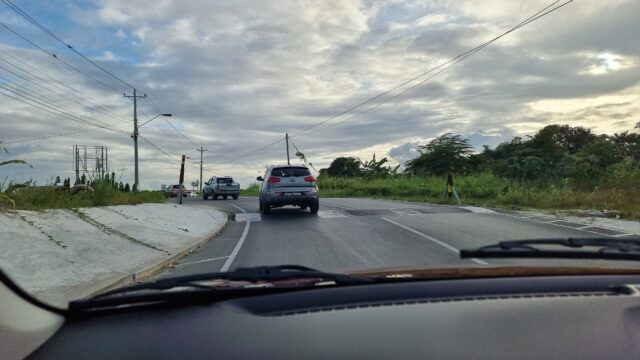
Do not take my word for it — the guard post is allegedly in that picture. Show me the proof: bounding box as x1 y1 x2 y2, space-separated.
446 173 462 205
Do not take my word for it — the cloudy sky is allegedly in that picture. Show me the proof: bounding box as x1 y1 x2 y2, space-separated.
1 0 638 188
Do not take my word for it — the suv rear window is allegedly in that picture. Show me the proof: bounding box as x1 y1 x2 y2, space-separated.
217 178 233 184
270 167 311 177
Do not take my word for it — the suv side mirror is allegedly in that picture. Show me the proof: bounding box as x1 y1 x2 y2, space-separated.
256 176 264 182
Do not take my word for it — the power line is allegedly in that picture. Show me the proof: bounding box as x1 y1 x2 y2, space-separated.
138 135 181 161
140 97 230 162
0 61 95 113
135 104 204 156
0 62 129 130
224 0 572 162
2 0 135 90
289 140 318 173
0 22 124 93
139 129 206 172
294 0 569 137
143 98 205 149
0 87 129 134
138 128 186 156
222 137 286 164
0 79 123 131
1 120 130 145
0 78 108 130
0 49 132 119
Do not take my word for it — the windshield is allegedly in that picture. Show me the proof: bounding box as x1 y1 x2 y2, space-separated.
0 0 639 308
270 167 311 177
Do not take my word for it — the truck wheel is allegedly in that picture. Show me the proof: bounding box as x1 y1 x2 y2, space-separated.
309 201 319 214
223 195 228 200
259 199 263 210
233 195 239 200
202 191 208 200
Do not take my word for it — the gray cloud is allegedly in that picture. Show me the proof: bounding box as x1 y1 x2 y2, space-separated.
1 0 639 188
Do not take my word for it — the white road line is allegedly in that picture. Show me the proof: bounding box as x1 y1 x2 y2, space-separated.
230 204 246 213
220 221 251 272
611 233 633 238
381 217 488 265
498 212 619 237
322 202 356 211
178 256 230 267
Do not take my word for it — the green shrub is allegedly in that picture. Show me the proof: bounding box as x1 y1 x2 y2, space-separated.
9 179 165 210
318 172 640 219
241 183 260 196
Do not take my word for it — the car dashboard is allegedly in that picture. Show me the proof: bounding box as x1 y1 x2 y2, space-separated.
26 274 640 359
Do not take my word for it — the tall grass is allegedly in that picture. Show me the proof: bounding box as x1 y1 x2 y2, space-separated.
318 171 640 219
9 180 165 211
241 183 260 196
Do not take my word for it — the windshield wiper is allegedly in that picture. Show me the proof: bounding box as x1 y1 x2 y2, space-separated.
69 265 372 312
460 237 640 261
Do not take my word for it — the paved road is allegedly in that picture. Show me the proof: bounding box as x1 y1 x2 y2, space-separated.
159 197 636 278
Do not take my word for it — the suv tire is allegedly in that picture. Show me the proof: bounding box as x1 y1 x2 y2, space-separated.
309 201 319 214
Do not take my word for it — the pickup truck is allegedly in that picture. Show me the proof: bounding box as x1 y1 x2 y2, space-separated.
203 176 240 200
165 184 191 198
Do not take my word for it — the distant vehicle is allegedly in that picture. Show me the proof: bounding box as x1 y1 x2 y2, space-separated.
165 184 190 198
257 164 319 215
203 176 240 200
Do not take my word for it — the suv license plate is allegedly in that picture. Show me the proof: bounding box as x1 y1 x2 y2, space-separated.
283 192 302 196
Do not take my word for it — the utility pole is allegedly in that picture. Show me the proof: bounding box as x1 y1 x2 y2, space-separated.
124 89 146 192
196 147 207 194
179 155 186 205
75 145 79 184
285 133 290 165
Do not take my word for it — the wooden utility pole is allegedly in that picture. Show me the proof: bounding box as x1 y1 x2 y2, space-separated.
196 147 207 194
179 155 185 205
285 133 290 165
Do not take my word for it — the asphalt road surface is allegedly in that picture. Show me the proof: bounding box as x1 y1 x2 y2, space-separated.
160 196 636 278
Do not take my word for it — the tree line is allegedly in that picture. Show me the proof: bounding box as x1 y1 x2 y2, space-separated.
58 172 135 192
321 124 640 185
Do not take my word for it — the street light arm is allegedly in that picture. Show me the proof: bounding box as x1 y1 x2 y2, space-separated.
138 113 172 128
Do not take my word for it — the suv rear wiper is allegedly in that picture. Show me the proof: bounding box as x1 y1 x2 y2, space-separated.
69 265 372 311
460 237 640 261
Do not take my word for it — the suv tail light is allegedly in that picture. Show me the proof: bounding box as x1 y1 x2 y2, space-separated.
304 176 316 182
267 176 281 184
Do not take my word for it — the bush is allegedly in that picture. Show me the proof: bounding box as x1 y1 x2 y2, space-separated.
241 183 260 196
9 179 165 210
318 172 640 219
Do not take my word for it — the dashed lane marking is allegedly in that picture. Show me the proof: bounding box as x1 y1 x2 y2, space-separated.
235 213 262 222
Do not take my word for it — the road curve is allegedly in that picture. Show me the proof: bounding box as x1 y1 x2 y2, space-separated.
159 196 636 278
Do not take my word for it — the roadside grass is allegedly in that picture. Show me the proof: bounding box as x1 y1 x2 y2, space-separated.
8 181 165 211
318 173 640 220
240 183 260 196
